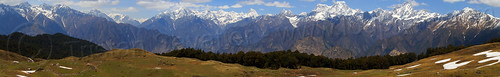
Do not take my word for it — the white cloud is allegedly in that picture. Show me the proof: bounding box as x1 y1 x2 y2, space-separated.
443 0 465 3
180 0 212 3
231 4 243 8
0 0 26 5
218 5 230 9
390 0 427 8
136 0 175 10
110 7 139 12
264 1 293 8
239 0 265 5
420 2 428 6
238 0 294 8
468 0 500 7
74 0 120 7
42 0 120 8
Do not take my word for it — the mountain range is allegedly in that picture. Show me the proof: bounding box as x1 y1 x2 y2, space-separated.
0 1 499 58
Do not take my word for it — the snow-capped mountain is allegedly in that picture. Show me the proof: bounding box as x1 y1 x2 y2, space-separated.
107 13 140 26
85 9 141 26
137 0 500 58
365 1 439 29
87 9 113 21
0 2 182 53
306 1 363 21
154 7 259 26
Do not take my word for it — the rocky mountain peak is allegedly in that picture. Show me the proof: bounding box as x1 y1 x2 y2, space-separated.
15 2 31 8
248 8 258 16
309 1 362 21
108 13 141 26
87 9 113 21
279 9 293 16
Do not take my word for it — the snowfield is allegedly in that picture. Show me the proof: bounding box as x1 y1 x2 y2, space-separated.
394 69 402 71
21 70 36 74
473 50 500 69
406 64 421 69
59 66 73 69
435 58 451 64
396 73 411 76
16 75 26 77
443 60 473 70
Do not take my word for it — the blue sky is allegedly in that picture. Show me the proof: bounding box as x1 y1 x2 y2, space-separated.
1 0 499 20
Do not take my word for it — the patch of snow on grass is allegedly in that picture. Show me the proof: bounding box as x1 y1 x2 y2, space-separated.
474 50 500 69
397 73 411 76
16 75 26 77
21 70 36 74
394 69 402 71
406 64 421 69
443 60 473 70
307 75 317 77
59 66 73 69
154 67 161 69
28 58 34 62
13 61 19 63
473 50 493 56
435 58 451 64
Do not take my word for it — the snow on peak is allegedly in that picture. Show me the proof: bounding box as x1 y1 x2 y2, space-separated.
248 8 258 16
30 4 59 20
108 13 140 26
15 2 31 8
278 9 300 28
158 8 260 25
286 16 300 28
391 1 439 21
108 13 127 22
462 7 475 12
162 7 197 20
299 12 307 16
279 9 293 16
451 7 482 16
87 9 113 21
447 7 497 21
309 1 363 20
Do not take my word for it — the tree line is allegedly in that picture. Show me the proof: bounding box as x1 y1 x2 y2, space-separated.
0 32 107 59
157 48 418 70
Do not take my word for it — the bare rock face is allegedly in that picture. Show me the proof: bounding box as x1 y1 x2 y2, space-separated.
292 37 327 56
389 49 406 56
292 37 354 59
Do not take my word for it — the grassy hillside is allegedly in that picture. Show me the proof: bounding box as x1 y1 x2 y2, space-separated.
389 42 500 77
1 43 500 77
0 50 29 61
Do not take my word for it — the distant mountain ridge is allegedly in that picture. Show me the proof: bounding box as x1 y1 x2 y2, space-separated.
138 1 500 58
0 2 182 53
